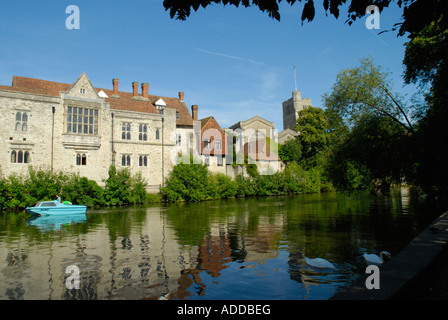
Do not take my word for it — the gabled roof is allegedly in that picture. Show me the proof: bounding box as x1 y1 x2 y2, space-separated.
198 116 226 155
0 75 194 127
228 115 275 130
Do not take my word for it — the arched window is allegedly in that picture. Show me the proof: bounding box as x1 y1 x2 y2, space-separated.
76 154 81 165
24 151 30 164
155 129 160 140
122 123 131 140
126 124 131 140
126 155 131 166
11 151 17 163
17 151 23 163
122 155 126 166
139 124 148 141
81 154 87 165
139 155 148 167
14 112 28 132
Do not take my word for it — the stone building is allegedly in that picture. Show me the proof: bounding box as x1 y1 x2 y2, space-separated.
196 116 227 174
0 73 197 190
278 128 298 144
228 115 276 145
282 90 312 131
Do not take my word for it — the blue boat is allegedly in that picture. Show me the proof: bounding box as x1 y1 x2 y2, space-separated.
26 200 87 216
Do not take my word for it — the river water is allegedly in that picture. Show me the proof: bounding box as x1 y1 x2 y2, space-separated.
0 190 442 300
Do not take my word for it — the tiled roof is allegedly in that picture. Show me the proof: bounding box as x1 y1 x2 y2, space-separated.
198 116 226 155
1 75 194 127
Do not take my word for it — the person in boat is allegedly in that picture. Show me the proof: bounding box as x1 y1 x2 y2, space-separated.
56 195 72 205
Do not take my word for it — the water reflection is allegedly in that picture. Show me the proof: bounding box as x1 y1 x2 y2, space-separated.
0 191 443 300
26 214 87 232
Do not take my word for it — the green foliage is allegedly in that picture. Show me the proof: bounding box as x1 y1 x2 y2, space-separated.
278 137 302 164
162 159 333 202
402 9 448 203
104 166 151 206
207 173 238 200
0 166 158 212
62 174 105 207
295 106 331 167
161 162 210 202
323 57 414 134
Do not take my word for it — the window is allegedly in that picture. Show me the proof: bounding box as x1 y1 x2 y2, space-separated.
176 134 181 147
139 124 148 141
11 150 30 164
176 112 179 120
215 139 222 150
15 112 28 132
204 155 210 166
122 122 131 140
217 156 223 167
24 151 30 164
66 106 98 135
139 155 148 167
122 155 131 167
80 88 86 94
204 138 211 150
155 129 160 140
76 153 87 166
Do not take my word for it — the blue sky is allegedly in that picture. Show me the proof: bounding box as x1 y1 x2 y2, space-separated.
0 0 415 129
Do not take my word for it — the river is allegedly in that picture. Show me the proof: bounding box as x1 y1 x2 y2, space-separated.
0 190 442 300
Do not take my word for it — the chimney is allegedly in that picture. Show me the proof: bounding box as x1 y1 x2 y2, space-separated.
141 83 149 99
179 91 184 101
112 78 119 96
132 82 138 96
191 105 198 121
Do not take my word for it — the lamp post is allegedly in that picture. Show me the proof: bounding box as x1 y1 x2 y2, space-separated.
156 101 166 187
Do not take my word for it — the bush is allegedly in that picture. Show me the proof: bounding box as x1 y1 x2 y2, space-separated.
161 163 210 202
103 166 151 206
0 166 157 211
208 173 238 199
62 174 105 207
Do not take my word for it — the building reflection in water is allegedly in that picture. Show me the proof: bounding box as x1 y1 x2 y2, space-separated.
1 205 289 300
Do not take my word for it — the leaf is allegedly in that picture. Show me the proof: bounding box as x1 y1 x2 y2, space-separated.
301 0 315 22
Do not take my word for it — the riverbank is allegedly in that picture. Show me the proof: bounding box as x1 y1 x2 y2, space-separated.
0 166 160 211
330 210 448 300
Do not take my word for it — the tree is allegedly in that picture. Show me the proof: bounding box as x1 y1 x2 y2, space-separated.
163 0 415 27
323 57 414 134
278 137 302 164
399 2 448 202
294 106 331 167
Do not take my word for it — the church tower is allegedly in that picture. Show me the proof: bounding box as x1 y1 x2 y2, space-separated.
282 91 312 131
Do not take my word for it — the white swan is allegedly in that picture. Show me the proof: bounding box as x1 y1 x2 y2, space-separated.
363 251 391 264
305 257 336 269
